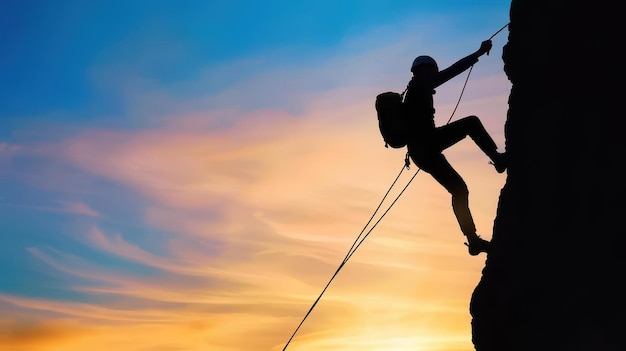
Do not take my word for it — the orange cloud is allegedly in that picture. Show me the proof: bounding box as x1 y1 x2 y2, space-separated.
2 72 508 350
0 318 93 351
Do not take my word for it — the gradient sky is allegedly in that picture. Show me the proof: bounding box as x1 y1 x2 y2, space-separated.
0 1 512 350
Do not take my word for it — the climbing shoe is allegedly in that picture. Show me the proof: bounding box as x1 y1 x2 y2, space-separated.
464 235 491 256
489 152 508 174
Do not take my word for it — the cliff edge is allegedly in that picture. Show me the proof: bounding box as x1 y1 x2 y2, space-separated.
470 1 626 350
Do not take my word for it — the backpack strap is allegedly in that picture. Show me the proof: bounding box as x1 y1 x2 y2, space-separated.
400 83 409 101
400 82 411 169
402 83 411 169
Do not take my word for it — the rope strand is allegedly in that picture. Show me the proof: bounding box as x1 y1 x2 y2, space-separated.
489 22 510 40
280 163 407 351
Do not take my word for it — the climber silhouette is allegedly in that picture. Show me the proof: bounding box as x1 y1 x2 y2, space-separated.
404 39 507 256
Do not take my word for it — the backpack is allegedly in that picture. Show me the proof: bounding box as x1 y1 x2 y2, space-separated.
375 90 408 148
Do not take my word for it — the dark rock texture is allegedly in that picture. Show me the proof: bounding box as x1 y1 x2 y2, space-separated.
470 1 626 350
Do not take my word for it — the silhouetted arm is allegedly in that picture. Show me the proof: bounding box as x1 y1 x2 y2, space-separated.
433 40 492 88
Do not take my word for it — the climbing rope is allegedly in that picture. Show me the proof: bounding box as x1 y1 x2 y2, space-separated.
490 22 510 40
281 22 509 351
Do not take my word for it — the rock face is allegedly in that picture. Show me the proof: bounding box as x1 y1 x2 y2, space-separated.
470 1 625 350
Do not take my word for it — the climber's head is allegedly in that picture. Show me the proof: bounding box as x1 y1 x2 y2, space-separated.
411 55 438 75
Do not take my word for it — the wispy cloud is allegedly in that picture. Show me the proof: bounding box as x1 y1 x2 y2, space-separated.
0 142 21 155
0 317 95 351
56 201 100 217
0 200 100 217
4 87 499 349
0 13 509 350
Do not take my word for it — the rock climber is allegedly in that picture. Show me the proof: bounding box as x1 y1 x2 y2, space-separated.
404 39 507 256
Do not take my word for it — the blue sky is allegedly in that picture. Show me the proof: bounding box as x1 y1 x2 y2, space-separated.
1 1 510 127
0 1 512 350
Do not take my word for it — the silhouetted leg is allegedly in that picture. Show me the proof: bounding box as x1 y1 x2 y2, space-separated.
408 150 490 255
412 152 476 236
435 116 507 172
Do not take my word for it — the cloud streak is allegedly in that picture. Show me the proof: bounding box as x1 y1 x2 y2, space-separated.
0 11 510 350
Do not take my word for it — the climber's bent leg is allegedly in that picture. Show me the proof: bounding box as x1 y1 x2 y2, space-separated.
435 116 507 173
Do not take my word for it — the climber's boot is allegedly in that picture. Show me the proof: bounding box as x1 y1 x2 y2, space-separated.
464 234 491 256
489 152 508 174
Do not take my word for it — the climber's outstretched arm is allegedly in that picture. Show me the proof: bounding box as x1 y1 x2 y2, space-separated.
434 40 492 88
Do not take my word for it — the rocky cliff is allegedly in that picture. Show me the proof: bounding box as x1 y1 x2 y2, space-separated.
470 1 626 350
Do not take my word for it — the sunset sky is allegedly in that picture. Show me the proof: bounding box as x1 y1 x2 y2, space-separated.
0 1 512 350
